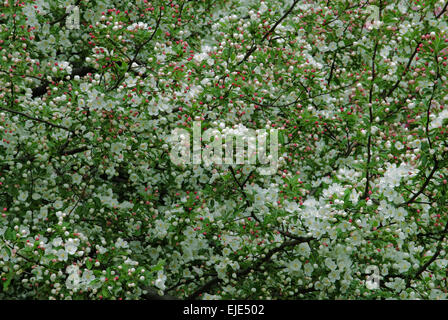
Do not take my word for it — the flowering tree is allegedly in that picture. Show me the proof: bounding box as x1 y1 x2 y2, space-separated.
1 0 448 300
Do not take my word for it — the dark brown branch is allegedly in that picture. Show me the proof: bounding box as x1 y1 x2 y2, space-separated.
407 219 448 288
363 38 379 199
108 8 163 91
31 66 97 98
0 106 72 131
237 0 300 66
188 238 310 299
401 158 439 206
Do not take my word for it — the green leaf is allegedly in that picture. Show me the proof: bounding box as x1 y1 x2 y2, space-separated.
102 286 110 298
151 259 165 272
278 130 287 145
5 228 15 241
344 188 351 203
4 246 11 257
106 267 112 278
2 270 14 291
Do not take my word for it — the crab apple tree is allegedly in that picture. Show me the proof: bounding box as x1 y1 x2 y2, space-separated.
1 0 448 300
